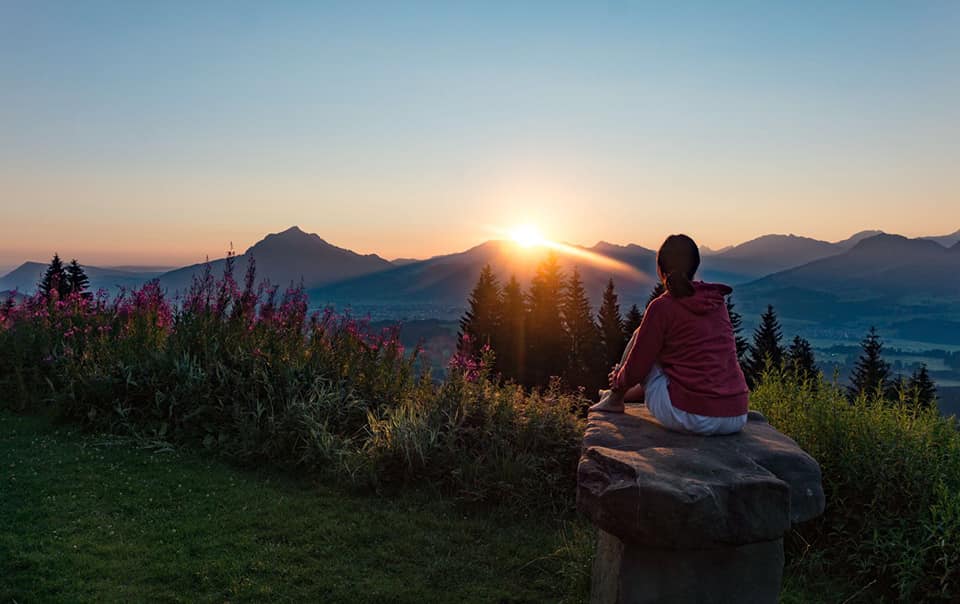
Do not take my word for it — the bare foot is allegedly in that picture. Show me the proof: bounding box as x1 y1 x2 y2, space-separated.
590 389 625 413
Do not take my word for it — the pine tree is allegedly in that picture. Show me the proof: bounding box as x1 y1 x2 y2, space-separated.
496 275 527 383
848 326 890 400
786 335 817 382
525 253 568 388
597 279 626 369
646 282 666 308
726 296 749 369
65 259 91 298
457 265 502 357
562 267 603 392
744 304 785 388
906 363 937 409
38 253 68 300
623 304 643 338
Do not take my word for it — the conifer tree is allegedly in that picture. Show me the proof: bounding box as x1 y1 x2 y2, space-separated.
65 259 91 298
38 253 68 300
906 363 937 409
562 267 603 392
744 304 785 388
623 304 643 337
525 253 568 388
786 335 817 382
496 274 527 383
848 326 890 400
646 282 666 308
457 265 502 357
597 279 626 369
726 296 749 369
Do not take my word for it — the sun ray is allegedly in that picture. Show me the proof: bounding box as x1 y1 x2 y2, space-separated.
494 224 649 279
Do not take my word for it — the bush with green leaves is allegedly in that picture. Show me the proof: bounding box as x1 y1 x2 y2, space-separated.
751 371 960 602
0 257 584 513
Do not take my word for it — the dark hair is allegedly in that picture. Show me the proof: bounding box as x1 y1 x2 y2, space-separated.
657 234 700 298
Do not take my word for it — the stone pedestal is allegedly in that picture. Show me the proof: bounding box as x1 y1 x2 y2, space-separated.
578 407 824 604
591 530 784 604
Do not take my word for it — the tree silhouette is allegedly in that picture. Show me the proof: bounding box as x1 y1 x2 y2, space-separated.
848 326 890 400
496 274 527 383
65 259 91 298
38 253 68 300
457 265 501 357
745 305 785 387
562 267 603 392
646 282 666 308
623 304 643 337
525 253 568 388
597 279 626 369
726 296 749 371
906 363 937 409
786 335 817 383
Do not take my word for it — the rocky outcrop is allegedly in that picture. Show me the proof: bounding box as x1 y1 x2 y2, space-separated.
578 406 825 604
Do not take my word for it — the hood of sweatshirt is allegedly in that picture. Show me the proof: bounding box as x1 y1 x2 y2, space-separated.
673 281 733 315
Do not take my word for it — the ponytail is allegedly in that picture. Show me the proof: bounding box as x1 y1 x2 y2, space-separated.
664 271 695 297
657 234 700 299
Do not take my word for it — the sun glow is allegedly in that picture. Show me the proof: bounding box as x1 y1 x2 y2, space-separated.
493 223 646 279
510 224 546 248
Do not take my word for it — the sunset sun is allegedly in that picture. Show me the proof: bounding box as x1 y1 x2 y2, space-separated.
510 224 546 248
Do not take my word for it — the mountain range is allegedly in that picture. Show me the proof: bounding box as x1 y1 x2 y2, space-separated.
0 263 166 295
311 239 660 309
3 226 959 344
698 230 883 283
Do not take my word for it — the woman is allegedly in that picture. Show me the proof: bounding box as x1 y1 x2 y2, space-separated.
591 234 749 435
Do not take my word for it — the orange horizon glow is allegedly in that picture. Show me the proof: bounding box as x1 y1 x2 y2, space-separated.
498 224 648 280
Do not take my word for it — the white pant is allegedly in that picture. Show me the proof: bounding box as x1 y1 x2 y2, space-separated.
643 363 747 436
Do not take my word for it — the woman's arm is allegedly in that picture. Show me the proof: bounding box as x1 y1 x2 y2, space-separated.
612 300 667 392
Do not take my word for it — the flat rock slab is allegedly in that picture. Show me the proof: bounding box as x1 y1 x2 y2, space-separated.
577 406 824 549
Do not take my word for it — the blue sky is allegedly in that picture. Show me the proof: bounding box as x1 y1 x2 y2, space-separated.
1 1 958 267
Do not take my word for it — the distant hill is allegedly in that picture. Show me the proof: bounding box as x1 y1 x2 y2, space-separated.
0 262 160 294
311 240 659 309
834 229 885 249
0 290 26 304
697 230 899 284
744 234 958 299
700 234 840 283
923 229 960 248
699 245 732 256
737 234 960 337
157 226 393 296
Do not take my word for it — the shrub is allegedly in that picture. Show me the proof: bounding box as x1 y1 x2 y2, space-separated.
367 357 584 511
751 371 960 602
0 261 585 514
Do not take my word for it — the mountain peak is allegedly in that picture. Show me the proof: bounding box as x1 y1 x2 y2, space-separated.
247 226 328 254
834 229 885 249
850 233 945 256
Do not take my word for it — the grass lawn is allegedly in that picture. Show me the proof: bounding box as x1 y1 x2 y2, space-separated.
0 410 859 603
0 411 591 603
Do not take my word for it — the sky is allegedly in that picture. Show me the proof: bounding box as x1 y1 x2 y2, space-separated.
1 1 959 271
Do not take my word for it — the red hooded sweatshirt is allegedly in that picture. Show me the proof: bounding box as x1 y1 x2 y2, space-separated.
613 282 749 417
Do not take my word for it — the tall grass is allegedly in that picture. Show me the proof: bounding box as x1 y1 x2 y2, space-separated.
0 257 584 513
752 371 960 601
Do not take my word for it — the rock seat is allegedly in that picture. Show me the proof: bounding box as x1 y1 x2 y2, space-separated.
578 406 825 604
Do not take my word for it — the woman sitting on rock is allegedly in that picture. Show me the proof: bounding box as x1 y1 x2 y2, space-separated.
590 234 749 435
